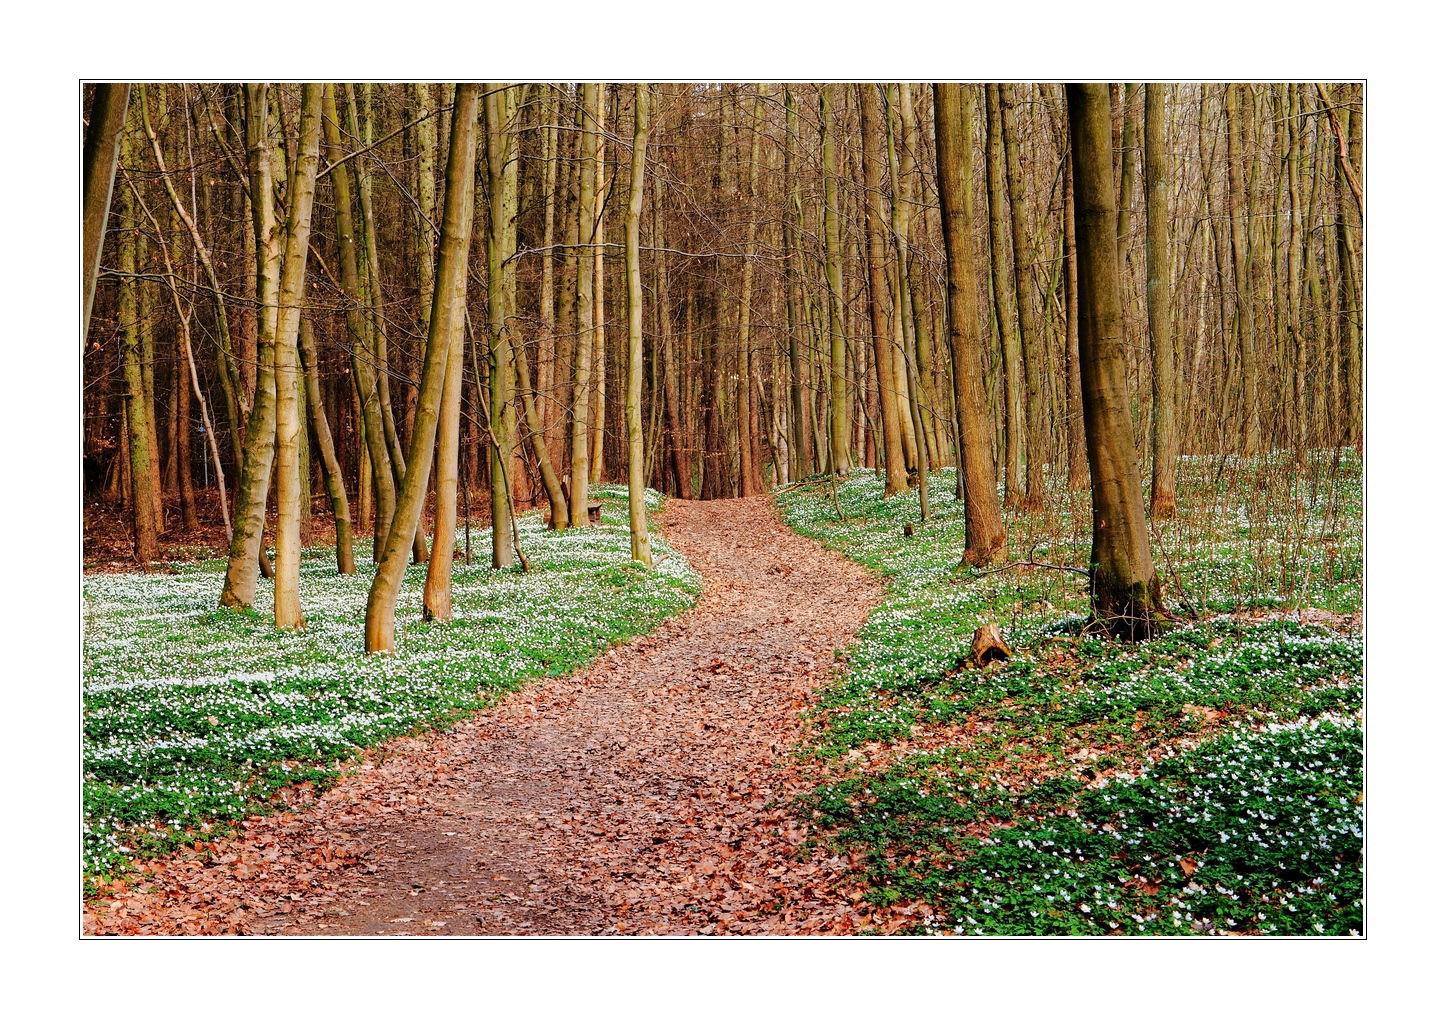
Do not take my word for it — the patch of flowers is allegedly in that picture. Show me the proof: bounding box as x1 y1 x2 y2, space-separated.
83 492 700 879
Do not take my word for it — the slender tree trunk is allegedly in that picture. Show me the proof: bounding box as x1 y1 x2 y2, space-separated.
1145 84 1178 518
118 123 158 564
323 84 396 561
83 83 130 341
985 84 1025 507
822 84 851 473
571 84 599 523
736 88 765 497
626 84 654 563
365 83 480 654
1000 84 1048 512
176 311 199 530
273 84 323 631
485 83 520 568
1063 142 1089 491
590 86 609 485
935 83 1006 564
1117 83 1140 267
784 87 813 480
1066 83 1163 637
1225 84 1261 455
860 84 909 496
299 318 355 572
220 83 284 609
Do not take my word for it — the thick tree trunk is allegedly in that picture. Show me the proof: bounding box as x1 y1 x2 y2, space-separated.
1066 83 1163 638
365 83 479 654
626 83 654 564
273 84 323 631
935 83 1006 565
1145 84 1178 518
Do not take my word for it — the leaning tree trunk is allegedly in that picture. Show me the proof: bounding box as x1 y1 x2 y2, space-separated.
273 84 324 631
625 83 654 564
365 83 480 654
1145 83 1178 518
935 83 1006 565
83 83 130 342
1066 83 1163 639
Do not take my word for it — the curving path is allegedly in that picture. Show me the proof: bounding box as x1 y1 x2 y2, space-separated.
85 496 882 936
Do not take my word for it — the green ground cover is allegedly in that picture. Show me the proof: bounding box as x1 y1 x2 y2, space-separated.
775 453 1363 936
82 488 699 884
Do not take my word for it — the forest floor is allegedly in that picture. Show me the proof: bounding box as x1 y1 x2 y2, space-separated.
84 496 892 936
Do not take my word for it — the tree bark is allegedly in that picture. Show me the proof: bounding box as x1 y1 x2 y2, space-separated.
1000 84 1048 512
1145 84 1178 518
571 84 599 524
822 84 851 473
626 83 654 564
935 83 1006 565
985 84 1025 507
1066 83 1163 637
485 83 520 568
219 83 284 609
83 83 130 342
365 83 479 654
273 84 324 630
117 121 158 564
1225 84 1261 455
860 84 909 496
299 318 354 573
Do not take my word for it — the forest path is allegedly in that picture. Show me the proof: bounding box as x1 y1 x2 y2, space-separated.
87 496 882 936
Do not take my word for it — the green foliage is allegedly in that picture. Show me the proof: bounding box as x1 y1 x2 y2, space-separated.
777 456 1362 936
82 491 699 880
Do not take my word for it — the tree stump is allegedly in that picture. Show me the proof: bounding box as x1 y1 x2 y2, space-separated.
969 622 1011 668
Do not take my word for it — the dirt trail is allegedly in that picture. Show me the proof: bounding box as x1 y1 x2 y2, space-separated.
85 496 884 936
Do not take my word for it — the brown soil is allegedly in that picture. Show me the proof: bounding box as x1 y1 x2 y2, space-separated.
84 495 887 936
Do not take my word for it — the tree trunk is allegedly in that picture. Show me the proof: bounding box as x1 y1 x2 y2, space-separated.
1225 84 1261 455
1066 83 1163 638
985 84 1025 507
219 83 284 609
935 83 1006 565
571 83 599 524
1145 84 1178 518
860 84 909 497
83 83 130 342
118 122 158 565
299 318 354 573
822 84 851 473
590 86 609 486
1000 84 1048 512
365 84 479 654
273 84 323 631
1063 141 1089 491
323 84 396 561
485 83 520 568
626 83 654 564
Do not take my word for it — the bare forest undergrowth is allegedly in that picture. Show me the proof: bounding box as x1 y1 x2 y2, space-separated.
84 497 896 936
